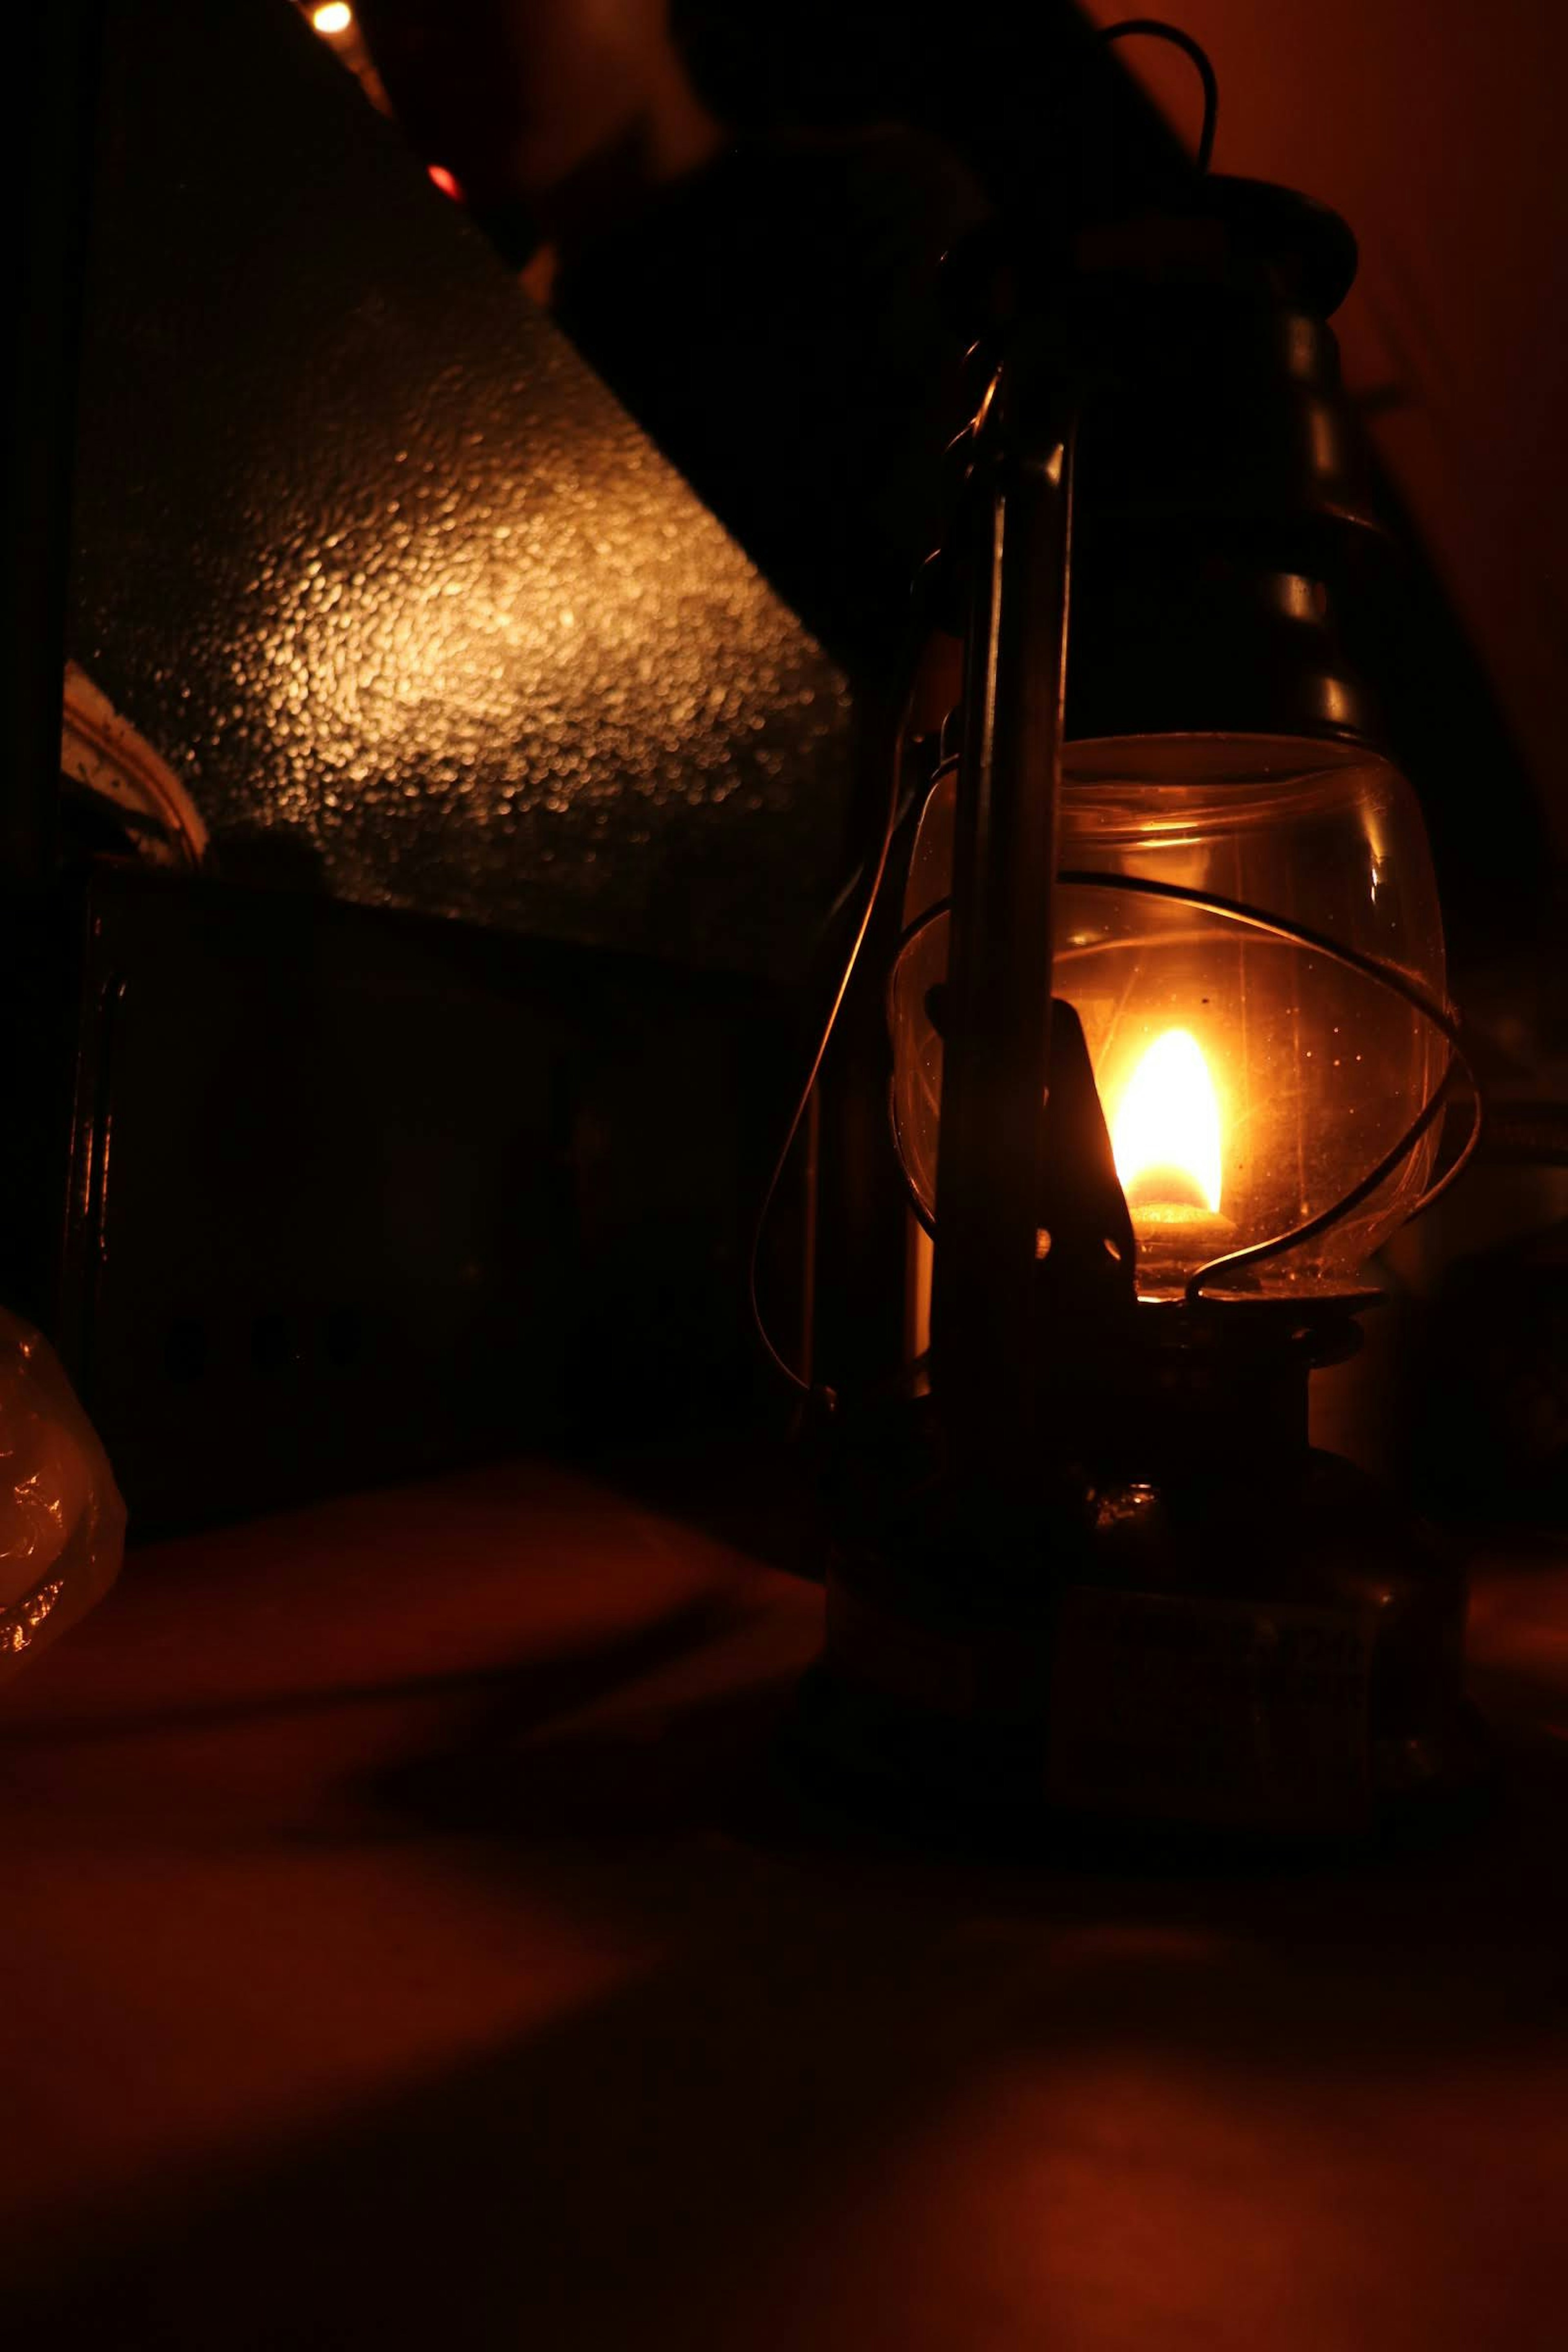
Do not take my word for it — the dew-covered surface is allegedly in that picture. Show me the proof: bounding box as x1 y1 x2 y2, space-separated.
68 0 854 980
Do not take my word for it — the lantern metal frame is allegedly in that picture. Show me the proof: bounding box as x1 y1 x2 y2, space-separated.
755 22 1492 1839
889 863 1480 1302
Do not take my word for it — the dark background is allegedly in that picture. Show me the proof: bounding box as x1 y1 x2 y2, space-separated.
10 0 1562 1527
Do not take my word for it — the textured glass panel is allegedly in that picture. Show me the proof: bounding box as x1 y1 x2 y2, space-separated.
69 0 853 979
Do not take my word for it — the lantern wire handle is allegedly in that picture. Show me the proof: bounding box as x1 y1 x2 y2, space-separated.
1187 1055 1472 1302
1097 19 1220 175
1051 870 1483 1296
748 689 915 1403
891 867 1483 1299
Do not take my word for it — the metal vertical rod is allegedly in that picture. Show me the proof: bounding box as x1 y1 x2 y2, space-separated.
799 1081 821 1388
930 358 1075 1481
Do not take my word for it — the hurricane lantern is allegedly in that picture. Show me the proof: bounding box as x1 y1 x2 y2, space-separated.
797 156 1479 1840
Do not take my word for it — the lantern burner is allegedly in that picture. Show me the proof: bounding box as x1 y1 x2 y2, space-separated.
798 1271 1477 1842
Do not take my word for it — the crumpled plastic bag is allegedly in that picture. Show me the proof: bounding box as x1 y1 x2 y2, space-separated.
0 1311 125 1684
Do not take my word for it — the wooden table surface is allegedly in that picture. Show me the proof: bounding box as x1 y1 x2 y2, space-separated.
3 1456 1568 2350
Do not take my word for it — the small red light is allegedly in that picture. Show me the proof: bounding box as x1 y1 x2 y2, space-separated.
428 164 464 203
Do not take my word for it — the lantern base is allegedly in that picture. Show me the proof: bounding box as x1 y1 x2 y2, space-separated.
796 1391 1483 1846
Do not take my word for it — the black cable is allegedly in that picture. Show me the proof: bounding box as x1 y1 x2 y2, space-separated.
1097 19 1220 175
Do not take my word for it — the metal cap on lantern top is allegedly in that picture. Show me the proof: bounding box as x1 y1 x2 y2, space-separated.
940 170 1387 751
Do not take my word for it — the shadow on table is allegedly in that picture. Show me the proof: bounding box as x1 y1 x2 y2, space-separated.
12 1604 1568 2352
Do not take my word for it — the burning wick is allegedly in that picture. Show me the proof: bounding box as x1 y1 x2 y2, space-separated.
1112 1029 1234 1281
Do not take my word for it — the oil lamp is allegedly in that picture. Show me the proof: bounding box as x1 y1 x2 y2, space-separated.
784 34 1481 1838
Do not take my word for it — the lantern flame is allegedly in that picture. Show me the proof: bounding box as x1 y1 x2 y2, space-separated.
1111 1030 1223 1215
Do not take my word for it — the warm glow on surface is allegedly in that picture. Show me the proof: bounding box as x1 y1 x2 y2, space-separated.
1112 1031 1223 1214
312 3 353 34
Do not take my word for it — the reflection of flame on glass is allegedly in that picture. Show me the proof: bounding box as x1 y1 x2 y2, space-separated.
1112 1030 1223 1214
